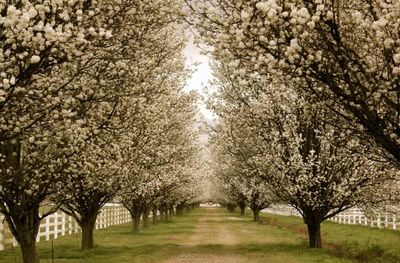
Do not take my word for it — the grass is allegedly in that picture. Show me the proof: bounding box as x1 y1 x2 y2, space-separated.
0 214 198 263
260 211 400 262
0 208 399 262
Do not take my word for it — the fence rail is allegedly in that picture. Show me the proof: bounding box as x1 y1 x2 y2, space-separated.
262 205 399 231
0 204 131 251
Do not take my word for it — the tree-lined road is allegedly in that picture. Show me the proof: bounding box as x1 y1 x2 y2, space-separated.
160 208 350 263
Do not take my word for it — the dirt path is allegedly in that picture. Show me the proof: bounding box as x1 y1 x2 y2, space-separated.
160 208 351 263
162 208 248 263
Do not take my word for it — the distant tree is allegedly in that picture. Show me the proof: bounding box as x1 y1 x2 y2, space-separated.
207 63 390 248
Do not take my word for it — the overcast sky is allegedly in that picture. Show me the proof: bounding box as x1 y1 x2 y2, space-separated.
183 36 215 123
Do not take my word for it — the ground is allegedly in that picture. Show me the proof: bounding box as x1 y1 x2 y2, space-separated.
1 208 399 262
160 208 349 263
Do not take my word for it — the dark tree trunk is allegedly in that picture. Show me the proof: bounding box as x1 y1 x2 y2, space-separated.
142 207 150 229
133 210 141 233
169 206 175 217
176 204 184 216
1 144 41 263
152 207 158 225
78 210 99 250
306 219 322 248
81 223 95 250
164 205 171 220
239 203 246 216
128 205 142 233
7 206 41 263
252 207 260 222
159 208 164 222
17 217 40 263
304 212 322 248
20 237 39 263
159 206 165 222
227 203 236 212
63 204 100 250
240 206 245 216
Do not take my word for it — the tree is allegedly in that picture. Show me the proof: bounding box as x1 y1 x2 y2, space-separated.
0 0 114 261
187 0 400 168
52 0 188 248
206 62 390 248
119 83 199 232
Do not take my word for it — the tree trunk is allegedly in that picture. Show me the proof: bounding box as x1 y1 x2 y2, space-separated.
252 207 260 222
81 223 95 250
1 144 41 263
19 231 39 263
132 215 140 233
164 208 168 221
240 206 246 216
143 207 150 229
169 206 175 217
159 208 165 222
79 210 100 250
227 203 236 212
176 204 184 216
306 220 322 248
152 207 158 225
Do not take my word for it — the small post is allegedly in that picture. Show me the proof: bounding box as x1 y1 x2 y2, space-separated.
68 216 72 235
51 239 54 263
0 216 4 251
46 216 50 241
377 213 381 228
54 212 59 239
61 212 66 236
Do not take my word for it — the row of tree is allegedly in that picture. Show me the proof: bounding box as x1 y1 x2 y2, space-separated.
0 1 203 263
187 0 400 248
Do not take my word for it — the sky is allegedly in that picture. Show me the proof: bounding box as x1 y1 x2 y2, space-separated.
183 36 215 123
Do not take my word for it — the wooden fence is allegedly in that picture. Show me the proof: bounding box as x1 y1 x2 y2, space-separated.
262 205 399 230
0 204 131 251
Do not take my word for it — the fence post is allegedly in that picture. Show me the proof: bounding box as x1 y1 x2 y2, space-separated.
377 213 381 228
45 216 50 241
384 212 388 229
36 224 41 243
68 216 72 235
54 212 59 239
0 215 4 251
393 215 397 230
111 208 115 226
75 220 79 234
61 212 66 236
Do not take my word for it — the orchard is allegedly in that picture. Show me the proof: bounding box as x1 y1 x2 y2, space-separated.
0 1 399 262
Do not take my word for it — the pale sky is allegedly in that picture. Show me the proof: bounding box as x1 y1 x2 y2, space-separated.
183 36 215 123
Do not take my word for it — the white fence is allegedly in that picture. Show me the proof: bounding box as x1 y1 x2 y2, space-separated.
0 204 131 251
329 208 398 230
262 205 399 230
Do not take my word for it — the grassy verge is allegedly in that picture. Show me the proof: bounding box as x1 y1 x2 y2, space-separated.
1 208 398 263
0 212 198 263
259 211 400 262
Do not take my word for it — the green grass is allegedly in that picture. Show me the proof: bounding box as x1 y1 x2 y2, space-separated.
0 214 198 263
260 211 400 262
1 208 399 263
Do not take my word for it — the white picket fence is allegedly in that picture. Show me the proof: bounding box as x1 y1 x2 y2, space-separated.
263 205 399 230
0 204 131 251
329 208 398 230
